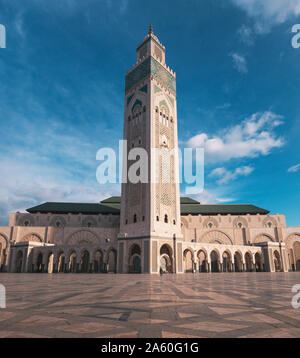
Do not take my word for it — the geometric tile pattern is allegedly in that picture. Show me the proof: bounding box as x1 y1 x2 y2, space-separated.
0 273 299 338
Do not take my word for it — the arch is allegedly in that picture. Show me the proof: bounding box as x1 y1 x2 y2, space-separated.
80 250 90 273
16 250 23 273
57 252 65 273
253 233 274 244
0 234 8 271
93 250 104 273
293 241 300 271
68 251 77 273
245 252 253 272
66 230 99 245
160 244 173 273
181 217 189 229
202 217 218 229
107 248 117 273
18 215 35 226
36 252 43 273
285 233 300 247
222 250 232 272
255 252 263 272
200 230 233 245
0 233 8 250
47 252 54 273
210 250 220 272
82 216 97 228
49 216 66 228
128 244 141 273
197 249 208 272
273 250 282 272
262 216 277 228
183 249 194 273
234 251 243 272
232 217 248 228
20 233 42 243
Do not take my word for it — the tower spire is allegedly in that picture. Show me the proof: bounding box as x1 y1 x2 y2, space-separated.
149 24 153 35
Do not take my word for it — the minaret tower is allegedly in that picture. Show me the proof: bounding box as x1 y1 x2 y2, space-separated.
117 26 183 274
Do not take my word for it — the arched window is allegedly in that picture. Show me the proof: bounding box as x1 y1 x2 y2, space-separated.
133 214 137 223
24 221 29 227
156 216 159 221
164 215 168 223
173 220 176 225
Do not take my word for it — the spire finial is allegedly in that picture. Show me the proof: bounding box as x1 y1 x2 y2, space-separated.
149 24 153 35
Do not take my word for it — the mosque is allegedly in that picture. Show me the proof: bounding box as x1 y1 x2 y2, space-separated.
1 26 300 274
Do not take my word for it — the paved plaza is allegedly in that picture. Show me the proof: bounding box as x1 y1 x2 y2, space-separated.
0 272 300 338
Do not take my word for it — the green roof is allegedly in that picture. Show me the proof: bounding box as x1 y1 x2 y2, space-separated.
100 196 122 204
26 202 120 215
180 197 200 205
180 204 269 215
27 196 269 216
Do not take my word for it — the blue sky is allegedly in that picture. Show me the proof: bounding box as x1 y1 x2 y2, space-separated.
0 0 300 226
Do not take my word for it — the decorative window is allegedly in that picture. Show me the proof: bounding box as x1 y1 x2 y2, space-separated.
156 216 159 221
267 222 272 228
208 222 213 229
164 214 168 223
24 221 29 227
173 220 176 225
56 221 61 228
237 222 243 228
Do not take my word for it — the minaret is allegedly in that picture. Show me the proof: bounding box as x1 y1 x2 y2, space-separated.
117 26 183 274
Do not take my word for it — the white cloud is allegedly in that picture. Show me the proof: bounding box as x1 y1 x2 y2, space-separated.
187 111 284 163
192 189 235 204
209 166 254 184
287 163 300 173
231 0 300 33
237 25 255 45
231 53 248 73
0 159 121 225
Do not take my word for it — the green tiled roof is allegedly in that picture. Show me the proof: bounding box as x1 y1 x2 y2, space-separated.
180 197 200 205
180 204 269 215
100 196 122 204
26 202 120 215
27 197 269 216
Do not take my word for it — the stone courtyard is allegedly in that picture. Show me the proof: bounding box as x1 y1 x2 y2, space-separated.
0 273 300 338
